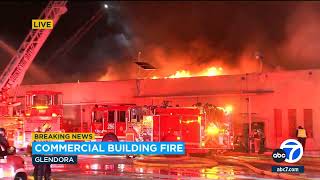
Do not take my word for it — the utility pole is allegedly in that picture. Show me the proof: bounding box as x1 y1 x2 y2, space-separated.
247 96 252 153
255 51 264 73
137 51 142 79
80 104 83 132
245 73 252 153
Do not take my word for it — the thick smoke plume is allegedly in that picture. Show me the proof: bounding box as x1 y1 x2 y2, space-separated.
98 2 320 81
281 3 320 69
2 2 320 84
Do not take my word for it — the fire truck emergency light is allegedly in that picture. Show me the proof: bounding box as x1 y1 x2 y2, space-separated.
34 106 49 110
207 123 219 136
225 105 233 115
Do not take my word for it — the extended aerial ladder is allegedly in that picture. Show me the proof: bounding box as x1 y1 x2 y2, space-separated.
0 1 67 106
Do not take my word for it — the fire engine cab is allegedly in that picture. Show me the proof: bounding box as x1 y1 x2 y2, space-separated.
3 90 63 149
91 104 152 142
90 104 233 154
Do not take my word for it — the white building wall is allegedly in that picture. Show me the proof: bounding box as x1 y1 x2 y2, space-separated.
10 69 320 150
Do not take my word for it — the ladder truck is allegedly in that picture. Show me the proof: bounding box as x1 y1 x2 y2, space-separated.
0 1 67 149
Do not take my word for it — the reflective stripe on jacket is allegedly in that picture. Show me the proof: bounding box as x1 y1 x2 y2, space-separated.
297 129 307 138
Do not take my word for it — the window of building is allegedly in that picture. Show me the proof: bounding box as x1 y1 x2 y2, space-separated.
288 109 297 138
118 111 126 122
108 111 115 123
274 109 282 137
53 94 63 105
303 109 313 138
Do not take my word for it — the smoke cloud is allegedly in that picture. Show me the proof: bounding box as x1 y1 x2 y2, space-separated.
3 2 320 83
98 2 292 80
281 3 320 69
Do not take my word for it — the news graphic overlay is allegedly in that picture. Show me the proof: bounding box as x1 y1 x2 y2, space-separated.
32 155 77 165
32 132 95 141
31 133 95 164
280 139 304 163
272 149 286 163
271 139 304 173
32 19 53 29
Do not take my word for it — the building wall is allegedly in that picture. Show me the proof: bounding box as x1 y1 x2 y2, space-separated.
10 69 320 150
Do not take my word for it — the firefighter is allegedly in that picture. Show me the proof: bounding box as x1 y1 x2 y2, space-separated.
33 123 52 180
125 126 138 159
257 129 265 154
296 126 307 150
251 129 261 153
0 128 9 157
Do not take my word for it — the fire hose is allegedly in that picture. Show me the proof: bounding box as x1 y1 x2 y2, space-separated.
133 156 218 168
214 156 309 180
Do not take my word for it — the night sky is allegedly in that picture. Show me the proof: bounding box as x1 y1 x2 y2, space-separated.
0 1 320 84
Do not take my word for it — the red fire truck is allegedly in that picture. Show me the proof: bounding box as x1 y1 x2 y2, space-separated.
90 104 152 142
146 106 233 154
3 90 63 149
0 1 67 151
90 104 233 154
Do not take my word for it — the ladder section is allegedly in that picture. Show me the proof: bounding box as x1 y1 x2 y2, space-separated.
0 1 67 92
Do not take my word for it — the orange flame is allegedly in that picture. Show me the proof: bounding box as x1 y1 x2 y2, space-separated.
201 67 223 76
168 70 191 78
152 66 224 79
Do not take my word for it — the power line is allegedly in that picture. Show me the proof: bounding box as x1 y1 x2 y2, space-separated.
45 8 105 67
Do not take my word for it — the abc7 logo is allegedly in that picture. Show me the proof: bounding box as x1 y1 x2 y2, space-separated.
272 149 286 163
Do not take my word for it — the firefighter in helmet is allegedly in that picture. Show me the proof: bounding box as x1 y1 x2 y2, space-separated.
33 123 52 180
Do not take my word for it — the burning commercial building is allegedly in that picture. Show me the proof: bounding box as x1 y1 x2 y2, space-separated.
9 68 320 152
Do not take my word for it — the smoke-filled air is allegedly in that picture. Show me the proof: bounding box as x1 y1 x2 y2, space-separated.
97 2 320 81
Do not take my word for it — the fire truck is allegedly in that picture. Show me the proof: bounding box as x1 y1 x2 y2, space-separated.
90 104 152 142
0 1 67 149
90 104 233 154
7 90 63 149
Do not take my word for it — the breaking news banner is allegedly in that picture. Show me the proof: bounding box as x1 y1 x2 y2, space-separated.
32 142 185 155
32 133 95 141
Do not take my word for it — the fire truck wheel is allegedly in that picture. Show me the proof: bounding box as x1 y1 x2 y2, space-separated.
102 133 119 142
126 155 137 159
26 145 32 155
14 172 27 180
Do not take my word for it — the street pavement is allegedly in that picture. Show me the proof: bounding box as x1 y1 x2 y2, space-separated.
19 152 320 179
23 155 281 179
218 152 320 179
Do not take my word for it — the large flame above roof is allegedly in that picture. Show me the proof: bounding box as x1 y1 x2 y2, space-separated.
151 66 224 79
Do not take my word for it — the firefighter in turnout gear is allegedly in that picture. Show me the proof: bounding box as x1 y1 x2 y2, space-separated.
33 123 52 180
0 128 9 157
296 126 307 150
